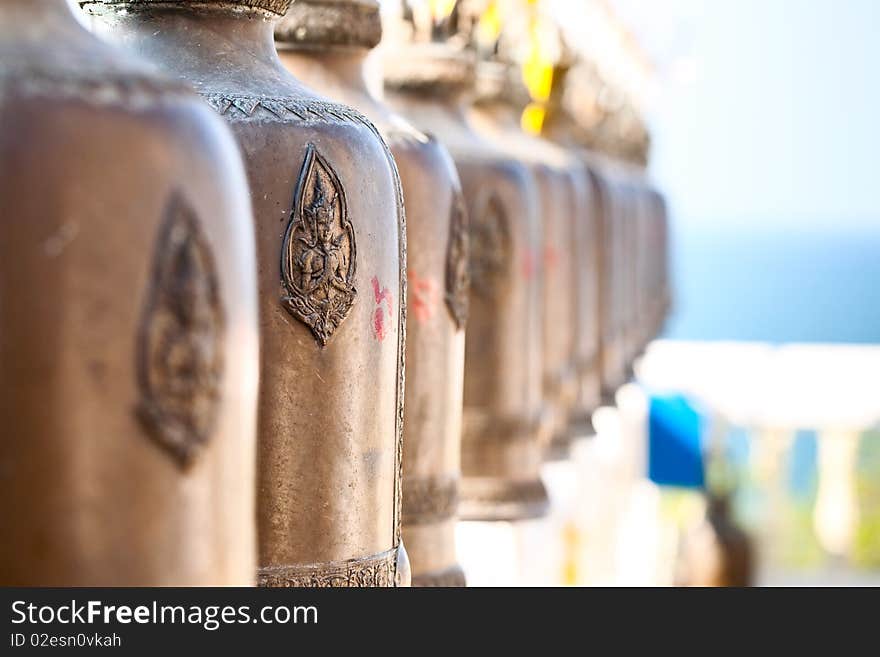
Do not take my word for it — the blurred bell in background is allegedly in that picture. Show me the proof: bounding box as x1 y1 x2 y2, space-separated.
377 0 880 586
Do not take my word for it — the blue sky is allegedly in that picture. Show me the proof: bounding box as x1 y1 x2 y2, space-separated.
649 0 880 232
632 0 880 343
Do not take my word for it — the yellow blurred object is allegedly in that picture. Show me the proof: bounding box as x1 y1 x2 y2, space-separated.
522 54 554 102
476 0 503 49
429 0 457 21
561 521 581 586
521 102 546 135
521 5 556 103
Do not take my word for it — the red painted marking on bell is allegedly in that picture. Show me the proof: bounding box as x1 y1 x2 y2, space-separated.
521 248 537 280
372 276 393 315
544 245 560 271
371 276 393 341
408 270 439 324
373 308 386 341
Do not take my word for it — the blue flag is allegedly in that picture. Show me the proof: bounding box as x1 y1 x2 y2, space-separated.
648 394 706 488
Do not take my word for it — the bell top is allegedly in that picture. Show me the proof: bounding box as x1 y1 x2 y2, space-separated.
81 0 320 100
82 0 293 17
2 0 158 82
384 42 476 98
275 0 382 51
473 60 530 113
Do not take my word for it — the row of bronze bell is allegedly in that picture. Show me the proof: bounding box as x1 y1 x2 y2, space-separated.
0 0 670 586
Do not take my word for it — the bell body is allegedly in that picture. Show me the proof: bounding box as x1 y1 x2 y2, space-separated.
617 170 649 379
470 99 589 460
570 165 604 430
540 79 667 400
277 4 468 586
646 187 671 343
618 168 662 377
617 179 637 381
85 0 408 586
634 182 658 356
522 109 607 421
543 114 624 408
0 0 259 585
582 153 630 401
386 48 549 521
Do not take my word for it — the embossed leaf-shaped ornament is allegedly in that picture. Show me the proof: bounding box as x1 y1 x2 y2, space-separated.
468 191 509 298
281 144 357 346
444 192 470 329
136 193 225 467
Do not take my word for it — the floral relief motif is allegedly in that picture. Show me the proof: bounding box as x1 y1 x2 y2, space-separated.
468 191 509 298
281 144 357 346
257 548 398 588
136 193 225 467
444 191 470 328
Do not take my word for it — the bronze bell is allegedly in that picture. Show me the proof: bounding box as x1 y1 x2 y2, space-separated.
647 187 671 342
540 67 630 403
617 117 663 371
635 182 662 356
469 59 590 461
632 186 648 356
485 4 602 431
619 177 641 380
538 56 607 422
598 169 630 400
274 0 469 587
385 32 549 520
83 0 409 587
589 101 640 394
618 119 659 358
559 142 619 412
594 102 655 380
593 161 637 390
567 162 602 441
0 0 259 585
569 165 603 434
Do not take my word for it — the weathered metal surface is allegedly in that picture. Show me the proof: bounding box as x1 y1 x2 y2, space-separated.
469 60 591 460
0 0 258 585
387 42 549 521
84 0 408 586
277 0 468 585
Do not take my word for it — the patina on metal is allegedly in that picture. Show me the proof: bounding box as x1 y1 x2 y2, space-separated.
82 0 409 586
275 0 468 587
385 17 549 520
0 0 259 585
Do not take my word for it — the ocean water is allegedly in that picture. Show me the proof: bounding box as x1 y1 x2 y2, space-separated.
663 222 880 343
